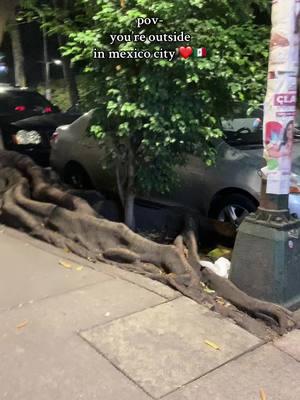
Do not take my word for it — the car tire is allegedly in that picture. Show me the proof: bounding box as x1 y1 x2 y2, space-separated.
209 193 258 227
64 163 93 190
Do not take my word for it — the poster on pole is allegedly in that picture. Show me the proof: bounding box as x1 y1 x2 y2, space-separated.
263 0 300 194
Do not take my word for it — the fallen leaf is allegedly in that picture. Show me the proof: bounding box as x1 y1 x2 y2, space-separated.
204 340 220 350
16 320 28 330
59 260 73 269
216 296 226 305
260 389 267 400
204 287 215 294
207 247 232 260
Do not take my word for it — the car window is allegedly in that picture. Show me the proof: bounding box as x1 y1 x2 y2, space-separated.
229 103 263 118
222 104 300 146
0 91 57 114
222 104 263 129
221 104 263 146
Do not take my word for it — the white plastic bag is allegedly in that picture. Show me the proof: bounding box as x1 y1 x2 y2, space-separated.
200 257 231 279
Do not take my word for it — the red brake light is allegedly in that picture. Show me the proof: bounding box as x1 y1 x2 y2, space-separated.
44 106 53 113
15 105 26 112
51 131 59 144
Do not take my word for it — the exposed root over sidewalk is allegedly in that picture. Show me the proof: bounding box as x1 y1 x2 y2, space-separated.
0 150 296 339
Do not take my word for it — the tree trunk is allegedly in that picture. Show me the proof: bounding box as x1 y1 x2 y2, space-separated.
124 147 136 230
57 34 79 107
51 0 79 107
0 0 17 45
124 191 135 230
9 14 26 87
116 162 125 208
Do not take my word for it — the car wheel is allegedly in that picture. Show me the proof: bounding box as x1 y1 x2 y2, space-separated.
210 193 258 227
64 163 93 190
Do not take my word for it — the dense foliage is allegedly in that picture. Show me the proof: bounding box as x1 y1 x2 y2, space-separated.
21 0 271 226
62 0 268 195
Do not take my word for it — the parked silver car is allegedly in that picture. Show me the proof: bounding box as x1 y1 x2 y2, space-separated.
50 110 300 226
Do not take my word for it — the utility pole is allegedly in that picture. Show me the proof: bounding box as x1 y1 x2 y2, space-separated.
231 0 300 308
260 0 299 211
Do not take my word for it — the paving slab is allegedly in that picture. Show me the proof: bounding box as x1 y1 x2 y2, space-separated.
0 279 164 399
274 330 300 361
3 226 181 301
81 296 261 398
0 279 165 338
0 233 113 312
100 265 181 300
163 344 300 400
0 333 152 400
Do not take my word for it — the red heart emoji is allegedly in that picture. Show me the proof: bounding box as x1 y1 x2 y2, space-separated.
179 46 193 59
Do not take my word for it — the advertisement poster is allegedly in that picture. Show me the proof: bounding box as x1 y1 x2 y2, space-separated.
263 0 300 194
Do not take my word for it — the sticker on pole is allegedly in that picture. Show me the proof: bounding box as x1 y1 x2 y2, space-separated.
262 0 300 195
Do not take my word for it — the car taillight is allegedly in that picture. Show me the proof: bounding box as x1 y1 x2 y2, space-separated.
15 105 26 112
51 131 59 144
290 186 300 194
44 106 53 113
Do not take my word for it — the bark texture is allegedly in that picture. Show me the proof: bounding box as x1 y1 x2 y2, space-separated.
9 15 26 87
52 0 80 107
0 0 17 44
57 34 80 107
0 150 296 339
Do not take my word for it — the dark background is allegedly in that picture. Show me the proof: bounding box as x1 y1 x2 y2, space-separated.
1 21 63 87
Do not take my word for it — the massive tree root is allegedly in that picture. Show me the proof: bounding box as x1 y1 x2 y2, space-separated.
0 150 296 338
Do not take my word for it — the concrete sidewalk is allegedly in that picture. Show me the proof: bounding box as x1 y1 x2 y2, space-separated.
0 226 300 400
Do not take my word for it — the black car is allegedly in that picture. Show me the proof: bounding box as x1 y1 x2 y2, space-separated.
0 86 80 166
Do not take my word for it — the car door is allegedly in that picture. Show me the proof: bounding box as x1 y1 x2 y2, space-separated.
142 145 217 214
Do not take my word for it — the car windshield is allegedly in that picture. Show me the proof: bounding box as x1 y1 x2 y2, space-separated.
0 90 56 115
221 104 263 146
